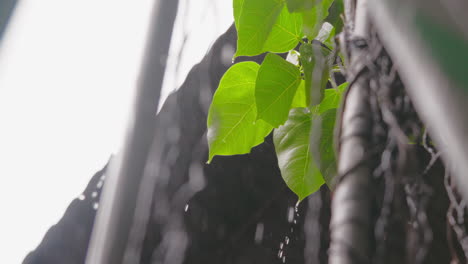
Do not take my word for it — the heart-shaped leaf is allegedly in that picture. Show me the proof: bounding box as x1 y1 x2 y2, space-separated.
234 0 302 57
207 62 273 163
256 53 302 127
273 108 324 201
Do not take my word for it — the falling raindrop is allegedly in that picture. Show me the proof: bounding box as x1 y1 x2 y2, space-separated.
96 181 103 189
282 255 286 263
221 43 235 66
278 250 283 258
293 219 297 225
280 242 284 249
184 204 189 212
254 223 264 244
91 191 98 198
287 207 294 223
285 236 290 245
93 202 99 210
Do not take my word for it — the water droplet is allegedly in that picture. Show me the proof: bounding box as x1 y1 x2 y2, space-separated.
78 194 85 201
96 181 103 189
254 223 264 244
93 202 99 210
184 204 189 212
280 242 284 249
293 219 297 224
100 175 106 181
91 191 98 198
282 255 286 263
278 250 283 258
287 207 294 223
221 43 235 66
285 236 290 245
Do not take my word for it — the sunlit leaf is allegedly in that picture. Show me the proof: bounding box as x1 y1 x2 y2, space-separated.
233 0 302 57
291 80 307 108
286 0 322 13
256 53 302 127
263 6 303 53
207 62 273 163
318 82 347 113
273 108 324 201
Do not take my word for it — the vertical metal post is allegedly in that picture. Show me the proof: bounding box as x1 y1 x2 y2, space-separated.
85 0 179 263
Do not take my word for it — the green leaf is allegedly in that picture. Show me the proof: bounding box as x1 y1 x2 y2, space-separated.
286 0 321 13
317 82 347 113
325 0 344 34
207 62 273 163
263 6 303 53
299 42 330 106
301 0 334 39
233 0 302 57
310 109 338 188
274 108 324 200
291 80 307 108
255 53 302 127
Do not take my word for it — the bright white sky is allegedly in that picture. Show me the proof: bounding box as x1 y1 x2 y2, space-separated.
0 0 232 263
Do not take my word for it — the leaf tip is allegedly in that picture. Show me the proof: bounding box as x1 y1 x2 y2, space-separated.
207 153 214 164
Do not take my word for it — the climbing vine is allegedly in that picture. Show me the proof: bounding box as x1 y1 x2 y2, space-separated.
207 0 345 200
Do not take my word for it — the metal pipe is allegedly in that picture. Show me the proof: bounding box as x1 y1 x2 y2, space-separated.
85 0 179 263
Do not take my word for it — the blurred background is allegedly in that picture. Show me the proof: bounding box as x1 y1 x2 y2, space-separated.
0 1 232 262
